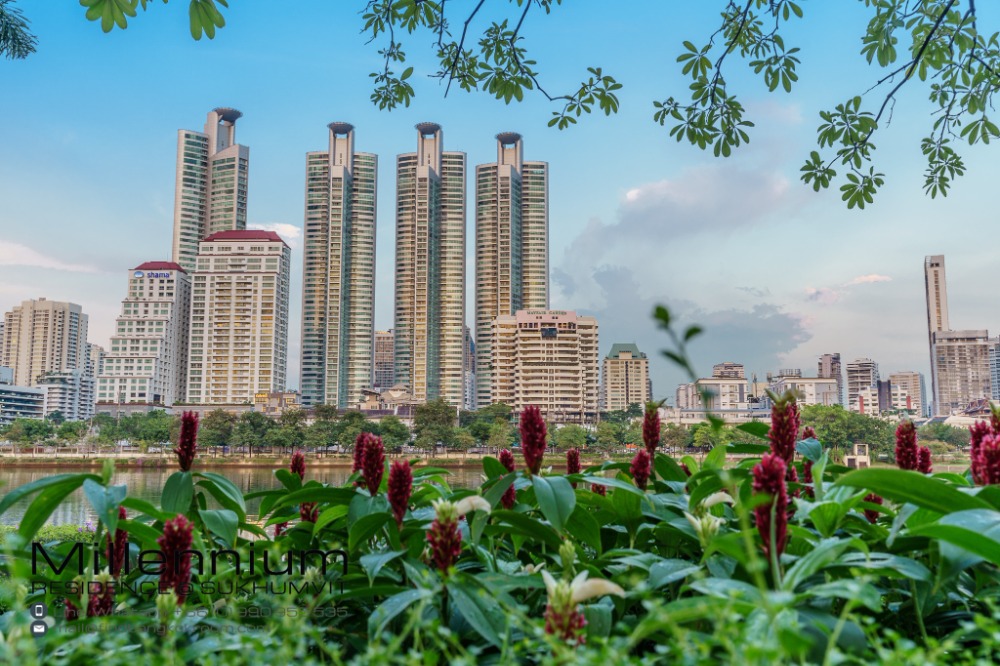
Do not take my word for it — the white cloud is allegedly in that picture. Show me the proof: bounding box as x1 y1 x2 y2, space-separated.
248 222 303 249
804 287 841 304
845 274 892 286
0 240 101 273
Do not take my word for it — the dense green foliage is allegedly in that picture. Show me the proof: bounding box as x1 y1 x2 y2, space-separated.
2 411 999 664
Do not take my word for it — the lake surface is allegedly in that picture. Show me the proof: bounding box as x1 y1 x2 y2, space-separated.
0 465 484 526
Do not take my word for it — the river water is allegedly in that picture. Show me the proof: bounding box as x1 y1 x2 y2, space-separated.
0 465 485 526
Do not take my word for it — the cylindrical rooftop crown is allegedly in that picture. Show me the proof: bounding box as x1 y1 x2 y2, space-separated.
213 107 243 123
415 122 442 135
327 122 355 134
496 131 522 145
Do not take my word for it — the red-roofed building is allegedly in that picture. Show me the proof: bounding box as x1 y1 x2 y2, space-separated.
202 229 287 244
133 261 186 273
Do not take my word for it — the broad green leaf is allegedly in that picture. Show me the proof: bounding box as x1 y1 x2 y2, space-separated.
82 480 126 535
161 471 194 514
482 456 507 479
653 453 689 482
448 577 506 647
909 509 1000 567
359 550 407 585
121 497 173 522
18 480 94 542
200 509 238 546
703 444 727 470
649 559 701 589
195 472 246 518
836 468 992 514
349 511 392 551
532 475 575 531
492 510 562 549
0 473 100 518
565 505 602 553
368 588 433 636
783 537 856 592
736 421 770 439
795 438 822 462
807 579 881 612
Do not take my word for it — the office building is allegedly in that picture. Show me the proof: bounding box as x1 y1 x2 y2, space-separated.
817 353 844 406
474 133 549 407
1 298 88 389
846 358 879 413
374 330 395 392
171 108 250 272
888 371 926 416
601 343 652 411
491 310 598 422
186 230 290 404
97 262 192 407
299 123 378 408
394 122 467 406
0 369 45 424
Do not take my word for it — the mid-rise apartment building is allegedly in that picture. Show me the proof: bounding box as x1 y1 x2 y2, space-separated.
491 310 598 422
932 329 992 414
712 362 745 379
39 369 94 421
171 108 250 272
299 123 377 408
769 376 839 406
846 358 879 413
394 122 467 406
97 262 191 407
601 343 652 411
888 371 926 416
186 230 290 404
0 368 44 424
474 132 549 407
817 353 844 406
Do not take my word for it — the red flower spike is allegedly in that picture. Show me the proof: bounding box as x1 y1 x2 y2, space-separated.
388 460 413 528
863 492 883 524
300 502 318 523
274 522 287 537
680 462 692 478
752 453 788 560
519 406 547 475
768 394 800 465
87 581 114 617
642 403 661 458
426 504 462 574
970 421 993 485
290 450 306 480
64 599 79 621
802 459 814 499
157 515 194 604
498 448 517 509
917 446 933 474
362 435 386 495
566 449 581 488
544 602 588 643
173 411 199 472
630 450 651 491
590 483 606 496
979 434 1000 485
352 432 368 474
802 426 817 440
105 506 128 578
895 421 918 471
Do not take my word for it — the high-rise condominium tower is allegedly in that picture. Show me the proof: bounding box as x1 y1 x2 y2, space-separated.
97 262 191 407
846 358 879 413
171 108 250 272
817 353 843 406
394 123 467 406
924 254 991 414
474 132 549 407
186 230 290 404
374 330 395 391
601 343 652 412
300 123 378 408
1 298 88 387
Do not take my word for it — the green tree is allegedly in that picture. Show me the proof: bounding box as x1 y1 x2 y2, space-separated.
47 411 65 426
487 420 514 451
198 409 236 450
595 421 628 452
378 415 410 450
304 419 340 452
136 410 173 444
452 427 477 458
56 420 88 443
918 422 969 448
660 422 690 451
414 398 457 449
5 418 53 445
18 2 998 205
552 424 587 450
313 403 339 422
233 411 275 458
338 410 378 449
801 404 895 459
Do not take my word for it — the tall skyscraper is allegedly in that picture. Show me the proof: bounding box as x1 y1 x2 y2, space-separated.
474 132 549 407
374 330 395 391
1 298 88 388
97 262 191 407
817 353 843 406
299 123 378 408
601 343 652 412
491 310 599 422
924 254 992 414
186 230 290 404
846 358 879 413
394 122 467 406
171 108 250 272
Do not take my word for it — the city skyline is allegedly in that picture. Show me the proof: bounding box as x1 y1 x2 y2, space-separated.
3 4 1000 400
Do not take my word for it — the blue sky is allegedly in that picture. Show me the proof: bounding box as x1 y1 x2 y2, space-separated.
1 1 997 399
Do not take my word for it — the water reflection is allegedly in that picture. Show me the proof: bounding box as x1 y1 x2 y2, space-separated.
0 464 484 526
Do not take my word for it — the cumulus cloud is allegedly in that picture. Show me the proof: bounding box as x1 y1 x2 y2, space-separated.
0 240 101 273
249 222 303 248
845 274 892 286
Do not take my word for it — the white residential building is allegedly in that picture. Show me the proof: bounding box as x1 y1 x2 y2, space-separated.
97 262 192 407
601 343 652 412
888 371 926 416
491 310 598 422
186 230 291 404
769 376 839 406
846 358 879 413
